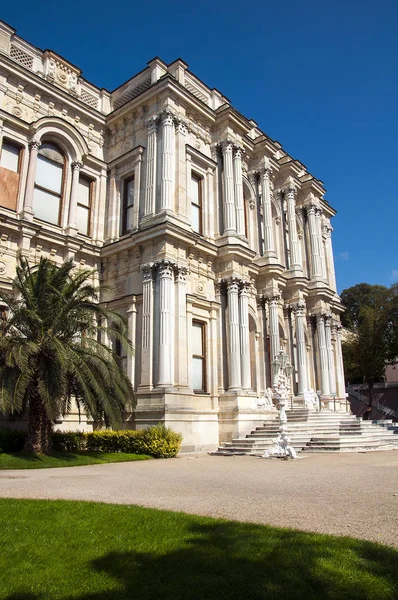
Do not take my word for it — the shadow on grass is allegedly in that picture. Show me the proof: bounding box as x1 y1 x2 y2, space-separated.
7 521 398 600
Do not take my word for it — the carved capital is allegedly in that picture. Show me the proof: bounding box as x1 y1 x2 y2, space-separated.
29 140 41 153
233 145 244 159
159 109 176 128
146 115 159 134
140 263 155 282
175 266 188 283
291 301 306 318
220 140 234 155
71 160 83 172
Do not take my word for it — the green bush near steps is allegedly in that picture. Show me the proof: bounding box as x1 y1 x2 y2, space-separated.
0 425 182 459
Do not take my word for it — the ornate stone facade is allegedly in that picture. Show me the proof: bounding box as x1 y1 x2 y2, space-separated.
0 20 345 450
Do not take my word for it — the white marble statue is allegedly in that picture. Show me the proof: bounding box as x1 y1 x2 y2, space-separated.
262 425 297 459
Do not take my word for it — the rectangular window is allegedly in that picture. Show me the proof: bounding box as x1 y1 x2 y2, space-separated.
0 141 22 211
76 175 92 236
122 176 134 234
192 321 206 392
0 141 21 172
191 173 202 234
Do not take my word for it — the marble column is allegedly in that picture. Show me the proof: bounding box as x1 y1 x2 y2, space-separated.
324 223 337 292
160 110 175 211
292 302 308 395
306 203 322 279
22 140 41 221
67 160 83 230
233 146 245 236
325 315 336 395
316 314 330 396
285 185 302 273
144 115 158 217
175 266 188 387
221 141 236 233
227 279 241 389
126 300 137 390
260 167 277 261
239 282 251 390
157 261 175 386
315 208 327 280
140 264 154 390
335 324 346 399
268 295 280 364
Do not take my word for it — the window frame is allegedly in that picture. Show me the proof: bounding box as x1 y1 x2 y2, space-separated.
0 139 23 173
33 142 65 226
192 319 206 393
76 174 93 237
122 175 135 235
191 172 203 235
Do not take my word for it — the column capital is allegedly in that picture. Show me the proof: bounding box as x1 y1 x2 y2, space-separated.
29 139 41 152
290 300 306 317
233 145 245 158
239 280 251 296
283 183 298 198
140 263 155 282
159 108 177 127
71 160 83 171
224 276 241 294
219 139 234 154
175 265 188 283
154 259 178 278
146 114 159 134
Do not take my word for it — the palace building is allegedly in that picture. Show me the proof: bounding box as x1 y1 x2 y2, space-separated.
0 20 345 451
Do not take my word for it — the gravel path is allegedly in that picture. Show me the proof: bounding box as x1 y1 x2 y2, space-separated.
1 451 398 547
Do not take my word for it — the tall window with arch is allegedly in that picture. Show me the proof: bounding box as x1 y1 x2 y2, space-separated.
33 142 64 225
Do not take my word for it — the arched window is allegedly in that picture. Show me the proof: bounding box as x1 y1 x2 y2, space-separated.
33 142 64 225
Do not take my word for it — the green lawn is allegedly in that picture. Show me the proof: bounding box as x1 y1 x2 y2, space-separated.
0 452 152 469
0 499 397 600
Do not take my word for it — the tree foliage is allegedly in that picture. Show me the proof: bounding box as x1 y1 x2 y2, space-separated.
341 282 398 409
0 257 134 453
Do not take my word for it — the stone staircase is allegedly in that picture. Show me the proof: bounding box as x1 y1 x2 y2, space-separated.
215 409 398 455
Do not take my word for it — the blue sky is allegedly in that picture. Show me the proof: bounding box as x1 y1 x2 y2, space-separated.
2 0 397 293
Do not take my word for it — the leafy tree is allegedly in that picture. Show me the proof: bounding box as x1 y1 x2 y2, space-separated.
0 257 134 454
341 283 398 416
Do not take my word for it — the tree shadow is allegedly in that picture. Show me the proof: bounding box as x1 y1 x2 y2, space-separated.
67 522 398 600
5 521 398 600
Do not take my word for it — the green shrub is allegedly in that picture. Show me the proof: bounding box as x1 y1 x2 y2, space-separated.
52 431 87 452
0 428 26 453
0 425 182 458
133 424 183 458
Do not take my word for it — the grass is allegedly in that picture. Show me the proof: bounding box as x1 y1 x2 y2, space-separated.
0 499 397 600
0 452 152 469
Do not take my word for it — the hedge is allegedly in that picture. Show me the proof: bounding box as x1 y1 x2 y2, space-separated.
0 425 182 458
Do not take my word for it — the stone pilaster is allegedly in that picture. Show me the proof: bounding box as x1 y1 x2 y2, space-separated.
144 115 158 217
157 261 175 386
315 208 327 280
233 146 245 236
324 223 337 292
221 141 236 233
316 314 330 397
305 202 322 279
239 282 251 390
325 315 336 395
139 264 155 390
259 166 277 262
292 301 308 395
66 160 83 233
268 294 281 363
227 278 241 389
285 184 302 274
175 266 188 387
21 140 40 221
335 324 346 398
126 300 137 391
160 110 176 212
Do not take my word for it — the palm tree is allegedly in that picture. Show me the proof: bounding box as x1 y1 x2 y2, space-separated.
0 257 134 454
